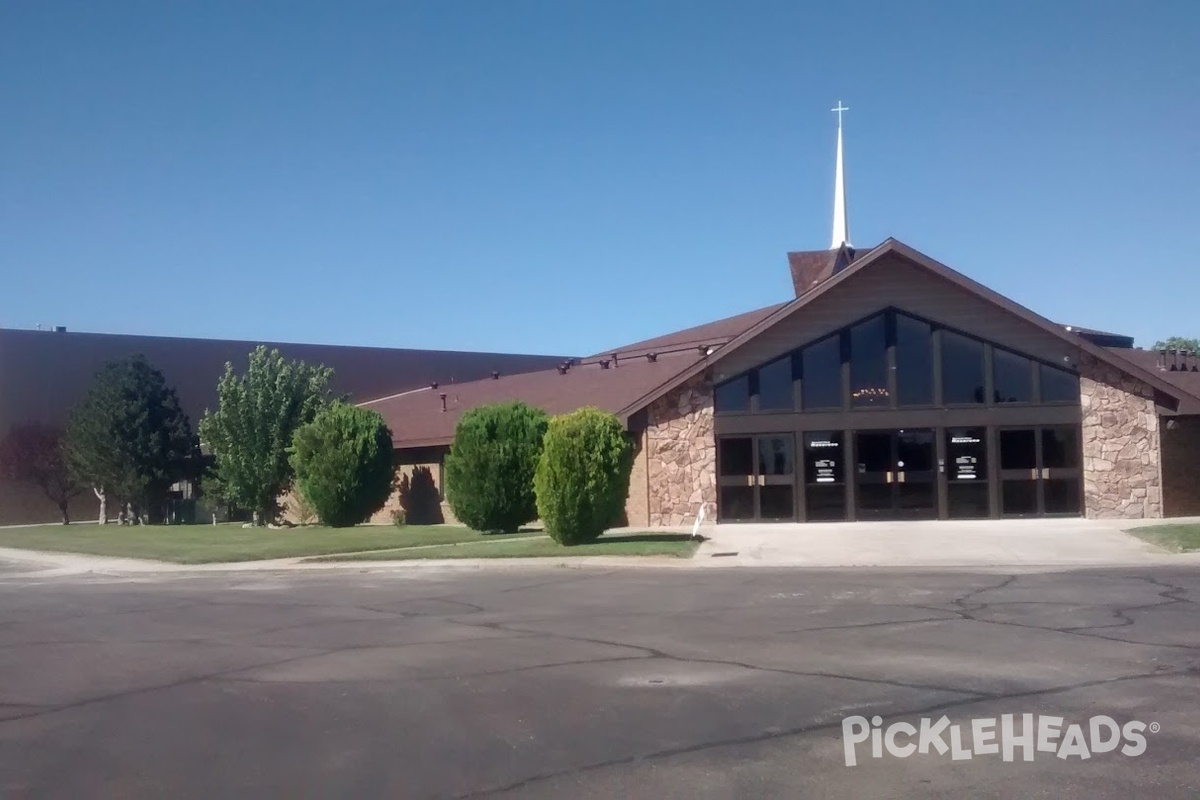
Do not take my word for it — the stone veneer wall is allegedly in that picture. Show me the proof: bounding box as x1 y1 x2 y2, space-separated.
645 373 716 526
1161 416 1200 517
1080 353 1163 519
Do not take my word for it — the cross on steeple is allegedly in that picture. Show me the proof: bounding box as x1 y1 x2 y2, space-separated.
829 101 851 249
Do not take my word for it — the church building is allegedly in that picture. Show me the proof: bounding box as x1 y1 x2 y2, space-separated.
371 106 1200 526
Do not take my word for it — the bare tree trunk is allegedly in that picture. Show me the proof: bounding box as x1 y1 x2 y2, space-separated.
93 487 107 525
59 501 70 525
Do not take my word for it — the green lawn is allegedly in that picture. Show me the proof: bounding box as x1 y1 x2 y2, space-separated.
1129 523 1200 553
312 533 700 561
0 523 526 564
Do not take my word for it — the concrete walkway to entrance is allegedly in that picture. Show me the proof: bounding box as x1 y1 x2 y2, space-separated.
694 516 1200 568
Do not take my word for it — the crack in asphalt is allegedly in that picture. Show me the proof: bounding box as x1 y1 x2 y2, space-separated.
455 666 1199 799
2 565 1199 796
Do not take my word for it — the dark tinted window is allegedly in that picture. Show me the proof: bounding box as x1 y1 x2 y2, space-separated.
714 375 750 414
1040 364 1080 404
802 334 843 409
757 356 795 411
993 348 1033 403
895 314 933 406
849 315 888 407
999 429 1037 470
941 331 985 404
718 437 754 476
1042 426 1079 469
758 436 794 476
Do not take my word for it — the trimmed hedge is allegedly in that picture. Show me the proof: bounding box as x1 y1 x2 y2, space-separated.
290 402 395 528
534 408 633 545
444 402 549 533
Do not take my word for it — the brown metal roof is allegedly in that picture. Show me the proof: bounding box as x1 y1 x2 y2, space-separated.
593 302 787 359
1104 347 1200 415
0 328 568 435
370 350 706 447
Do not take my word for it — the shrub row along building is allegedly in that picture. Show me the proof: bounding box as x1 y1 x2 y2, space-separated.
4 111 1198 526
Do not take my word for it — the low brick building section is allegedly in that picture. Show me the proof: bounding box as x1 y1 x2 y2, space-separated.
1161 416 1200 517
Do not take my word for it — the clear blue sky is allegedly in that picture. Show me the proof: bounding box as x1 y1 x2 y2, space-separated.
2 1 1196 356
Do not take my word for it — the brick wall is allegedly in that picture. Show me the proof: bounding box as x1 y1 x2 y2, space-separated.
1080 354 1163 519
645 373 716 526
622 429 650 527
1162 416 1200 517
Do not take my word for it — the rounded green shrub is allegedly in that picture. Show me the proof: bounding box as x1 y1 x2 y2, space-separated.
444 402 549 533
534 408 633 545
289 402 395 528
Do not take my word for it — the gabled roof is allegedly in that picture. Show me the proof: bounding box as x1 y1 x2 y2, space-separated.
637 239 1188 414
376 238 1193 449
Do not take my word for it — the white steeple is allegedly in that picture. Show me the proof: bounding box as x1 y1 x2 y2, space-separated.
829 101 851 250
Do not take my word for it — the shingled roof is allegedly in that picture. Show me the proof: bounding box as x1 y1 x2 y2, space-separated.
1104 347 1200 415
367 349 707 448
593 302 786 360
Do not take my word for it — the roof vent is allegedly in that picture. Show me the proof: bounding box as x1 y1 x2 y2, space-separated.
599 359 611 370
53 326 66 333
646 352 658 363
556 364 568 375
430 381 439 390
491 371 499 380
611 353 619 368
439 393 448 412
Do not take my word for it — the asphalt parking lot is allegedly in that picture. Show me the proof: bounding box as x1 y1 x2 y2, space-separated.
1 561 1198 798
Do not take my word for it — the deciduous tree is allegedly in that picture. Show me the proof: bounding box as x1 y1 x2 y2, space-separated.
1152 336 1200 352
0 424 83 524
199 346 332 525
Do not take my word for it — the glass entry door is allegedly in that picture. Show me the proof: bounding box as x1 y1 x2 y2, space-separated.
854 429 937 519
999 426 1082 516
945 427 989 518
717 435 796 521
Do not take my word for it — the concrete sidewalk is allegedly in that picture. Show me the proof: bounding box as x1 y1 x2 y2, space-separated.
692 516 1200 568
